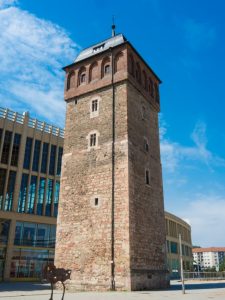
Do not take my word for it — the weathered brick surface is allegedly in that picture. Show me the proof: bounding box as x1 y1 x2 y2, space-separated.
55 42 168 291
127 81 168 289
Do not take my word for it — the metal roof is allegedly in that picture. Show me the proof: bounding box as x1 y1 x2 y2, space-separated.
74 34 127 63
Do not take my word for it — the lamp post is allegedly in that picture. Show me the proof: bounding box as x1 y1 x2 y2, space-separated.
179 233 185 294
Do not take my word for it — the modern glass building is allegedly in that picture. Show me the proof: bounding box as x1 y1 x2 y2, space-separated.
0 107 63 281
165 211 193 278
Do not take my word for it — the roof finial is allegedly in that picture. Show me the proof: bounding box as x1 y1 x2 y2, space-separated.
112 15 116 37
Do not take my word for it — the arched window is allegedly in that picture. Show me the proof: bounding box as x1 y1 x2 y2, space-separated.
89 62 98 82
67 71 75 90
78 66 86 86
81 73 86 83
114 51 124 73
136 62 141 83
101 56 110 78
149 77 154 97
154 83 160 104
143 71 147 90
104 64 110 74
128 54 134 76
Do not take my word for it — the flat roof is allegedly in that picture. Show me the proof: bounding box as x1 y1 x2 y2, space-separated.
193 247 225 253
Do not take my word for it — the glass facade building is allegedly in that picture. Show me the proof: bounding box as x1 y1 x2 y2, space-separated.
0 107 64 281
165 211 193 278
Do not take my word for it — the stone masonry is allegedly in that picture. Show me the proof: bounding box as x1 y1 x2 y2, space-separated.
55 34 169 291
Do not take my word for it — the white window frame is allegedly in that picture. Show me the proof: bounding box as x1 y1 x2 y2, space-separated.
86 130 100 151
90 96 101 118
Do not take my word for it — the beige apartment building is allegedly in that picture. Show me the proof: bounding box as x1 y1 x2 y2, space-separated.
0 107 63 281
193 247 225 270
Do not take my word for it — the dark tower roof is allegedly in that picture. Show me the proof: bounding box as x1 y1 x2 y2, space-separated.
74 34 127 63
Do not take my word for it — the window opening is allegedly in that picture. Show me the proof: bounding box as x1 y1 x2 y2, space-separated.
144 139 149 152
80 73 86 83
145 170 150 185
104 64 110 74
92 100 98 112
90 134 96 147
141 106 146 120
94 198 99 206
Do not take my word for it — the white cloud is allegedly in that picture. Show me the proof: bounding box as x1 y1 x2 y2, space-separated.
0 4 79 127
0 0 17 8
176 195 225 247
160 119 225 172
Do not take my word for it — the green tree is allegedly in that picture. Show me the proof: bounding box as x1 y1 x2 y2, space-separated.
219 258 225 271
204 266 216 272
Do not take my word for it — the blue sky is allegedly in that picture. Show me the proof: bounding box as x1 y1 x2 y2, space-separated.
0 0 225 247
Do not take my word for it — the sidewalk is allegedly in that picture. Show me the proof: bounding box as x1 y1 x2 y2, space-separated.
0 280 225 299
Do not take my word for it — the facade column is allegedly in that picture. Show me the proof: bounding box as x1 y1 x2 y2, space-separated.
12 112 29 212
3 219 16 280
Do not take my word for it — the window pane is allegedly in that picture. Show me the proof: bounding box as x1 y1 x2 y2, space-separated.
1 131 12 164
32 140 41 172
14 221 23 246
92 100 98 112
45 179 53 216
49 145 56 175
10 248 50 278
10 133 21 166
56 147 63 176
53 181 60 217
49 225 56 248
36 224 50 247
0 220 10 245
23 137 33 169
23 223 36 246
90 134 96 147
171 242 178 254
18 174 29 213
37 177 45 215
4 171 16 211
10 249 21 278
41 143 49 174
0 168 6 209
27 175 37 214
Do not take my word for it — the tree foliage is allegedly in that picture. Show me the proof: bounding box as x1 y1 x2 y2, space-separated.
219 258 225 271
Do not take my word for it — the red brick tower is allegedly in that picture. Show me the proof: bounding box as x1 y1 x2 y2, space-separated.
55 33 168 290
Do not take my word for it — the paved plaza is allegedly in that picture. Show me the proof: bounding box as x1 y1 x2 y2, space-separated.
0 280 225 300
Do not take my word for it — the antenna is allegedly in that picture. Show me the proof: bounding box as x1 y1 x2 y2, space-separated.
112 15 116 37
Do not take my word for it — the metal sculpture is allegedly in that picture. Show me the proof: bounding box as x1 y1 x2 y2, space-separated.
43 264 71 300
